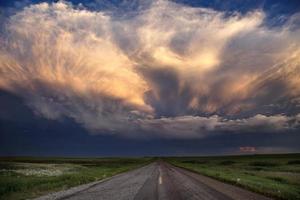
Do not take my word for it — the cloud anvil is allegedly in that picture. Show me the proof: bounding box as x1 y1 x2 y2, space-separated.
0 0 299 139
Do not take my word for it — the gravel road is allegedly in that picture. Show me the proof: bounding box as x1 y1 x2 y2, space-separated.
36 161 272 200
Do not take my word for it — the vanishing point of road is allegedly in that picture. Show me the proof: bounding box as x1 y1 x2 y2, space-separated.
38 161 272 200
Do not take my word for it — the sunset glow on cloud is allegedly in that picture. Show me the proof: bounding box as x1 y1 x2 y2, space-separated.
0 0 300 138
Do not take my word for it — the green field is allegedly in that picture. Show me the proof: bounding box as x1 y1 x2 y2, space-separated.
1 155 300 200
0 157 152 200
167 154 300 200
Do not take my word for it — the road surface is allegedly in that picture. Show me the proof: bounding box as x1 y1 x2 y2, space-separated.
37 161 272 200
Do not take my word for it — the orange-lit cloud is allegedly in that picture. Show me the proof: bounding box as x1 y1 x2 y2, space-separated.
0 0 299 137
239 146 256 153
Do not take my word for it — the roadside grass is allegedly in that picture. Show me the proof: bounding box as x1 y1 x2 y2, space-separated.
0 157 152 200
167 154 300 200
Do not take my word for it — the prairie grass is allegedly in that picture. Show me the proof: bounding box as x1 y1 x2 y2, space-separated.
167 154 300 200
0 157 152 200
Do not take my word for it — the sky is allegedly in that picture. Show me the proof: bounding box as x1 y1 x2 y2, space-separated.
0 0 300 156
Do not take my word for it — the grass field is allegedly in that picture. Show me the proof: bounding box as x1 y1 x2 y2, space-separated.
0 157 152 200
167 154 300 200
1 155 299 200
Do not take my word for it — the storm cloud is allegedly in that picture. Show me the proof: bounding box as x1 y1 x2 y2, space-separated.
0 0 299 138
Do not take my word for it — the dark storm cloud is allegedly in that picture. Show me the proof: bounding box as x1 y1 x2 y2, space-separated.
142 67 196 117
0 0 299 139
1 92 299 156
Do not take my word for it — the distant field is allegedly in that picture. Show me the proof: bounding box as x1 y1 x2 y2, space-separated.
167 154 300 200
1 155 299 200
0 157 152 200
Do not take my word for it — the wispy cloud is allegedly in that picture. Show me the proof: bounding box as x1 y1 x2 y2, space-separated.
0 0 299 138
